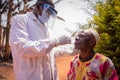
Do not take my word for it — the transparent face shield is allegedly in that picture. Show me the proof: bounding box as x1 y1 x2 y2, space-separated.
46 15 57 29
40 4 66 29
41 4 57 16
40 4 58 29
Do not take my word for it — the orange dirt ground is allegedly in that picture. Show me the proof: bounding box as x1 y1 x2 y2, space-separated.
0 56 74 80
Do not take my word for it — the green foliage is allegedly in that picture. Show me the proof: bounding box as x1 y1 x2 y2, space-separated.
92 0 120 78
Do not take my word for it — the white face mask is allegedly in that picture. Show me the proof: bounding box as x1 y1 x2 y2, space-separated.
38 11 50 24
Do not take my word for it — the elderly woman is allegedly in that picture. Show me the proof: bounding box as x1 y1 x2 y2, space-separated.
67 29 118 80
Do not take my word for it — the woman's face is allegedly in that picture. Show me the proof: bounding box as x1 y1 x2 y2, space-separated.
74 31 91 51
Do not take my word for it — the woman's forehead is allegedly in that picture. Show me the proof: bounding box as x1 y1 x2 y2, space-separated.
77 30 89 36
75 30 93 40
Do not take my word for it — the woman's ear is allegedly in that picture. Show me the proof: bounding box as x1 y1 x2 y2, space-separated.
89 39 96 46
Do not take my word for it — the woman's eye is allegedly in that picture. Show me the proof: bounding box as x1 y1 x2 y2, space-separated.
75 37 79 41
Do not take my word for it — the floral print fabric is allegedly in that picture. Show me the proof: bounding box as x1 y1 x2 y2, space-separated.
67 53 118 80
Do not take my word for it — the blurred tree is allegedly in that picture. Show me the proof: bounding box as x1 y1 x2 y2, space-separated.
0 0 32 62
4 0 13 61
91 0 120 78
0 0 10 61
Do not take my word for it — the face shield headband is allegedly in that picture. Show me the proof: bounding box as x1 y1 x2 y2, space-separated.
41 4 57 16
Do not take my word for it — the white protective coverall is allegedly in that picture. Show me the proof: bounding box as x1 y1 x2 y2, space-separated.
9 12 65 80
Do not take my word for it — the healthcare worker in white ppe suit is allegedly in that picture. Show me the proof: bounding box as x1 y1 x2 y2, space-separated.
9 0 71 80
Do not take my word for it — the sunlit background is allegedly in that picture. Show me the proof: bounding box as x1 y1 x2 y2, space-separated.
51 0 92 38
24 0 94 38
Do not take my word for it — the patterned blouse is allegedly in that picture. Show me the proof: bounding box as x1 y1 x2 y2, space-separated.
67 53 119 80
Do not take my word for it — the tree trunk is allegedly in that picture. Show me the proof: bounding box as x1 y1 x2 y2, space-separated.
3 0 13 61
0 7 3 59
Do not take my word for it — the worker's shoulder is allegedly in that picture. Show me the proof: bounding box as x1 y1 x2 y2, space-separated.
12 13 27 21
